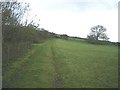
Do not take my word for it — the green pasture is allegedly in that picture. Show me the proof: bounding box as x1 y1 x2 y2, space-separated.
3 39 118 88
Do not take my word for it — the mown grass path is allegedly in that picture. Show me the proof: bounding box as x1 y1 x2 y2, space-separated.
3 39 118 88
51 42 64 88
3 40 57 88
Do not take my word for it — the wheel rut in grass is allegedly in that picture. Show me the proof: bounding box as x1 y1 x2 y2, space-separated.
51 45 64 88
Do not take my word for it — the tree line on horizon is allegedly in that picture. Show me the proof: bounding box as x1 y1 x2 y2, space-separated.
2 1 118 70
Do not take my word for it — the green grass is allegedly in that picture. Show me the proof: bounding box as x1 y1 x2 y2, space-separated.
53 39 118 88
3 39 118 88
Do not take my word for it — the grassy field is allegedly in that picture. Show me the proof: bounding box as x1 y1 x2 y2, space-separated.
3 39 118 88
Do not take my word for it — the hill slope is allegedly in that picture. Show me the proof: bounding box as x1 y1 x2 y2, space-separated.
3 39 118 88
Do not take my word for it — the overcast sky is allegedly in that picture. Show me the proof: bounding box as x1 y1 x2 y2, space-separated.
23 0 119 42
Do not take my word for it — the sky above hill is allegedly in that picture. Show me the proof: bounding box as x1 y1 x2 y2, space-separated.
22 0 119 42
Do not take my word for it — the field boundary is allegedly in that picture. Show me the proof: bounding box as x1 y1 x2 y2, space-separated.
2 46 36 88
